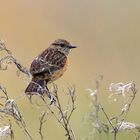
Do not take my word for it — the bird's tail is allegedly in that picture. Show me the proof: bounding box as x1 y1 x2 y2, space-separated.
25 78 46 95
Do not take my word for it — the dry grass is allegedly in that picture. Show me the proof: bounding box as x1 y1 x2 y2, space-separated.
0 40 76 140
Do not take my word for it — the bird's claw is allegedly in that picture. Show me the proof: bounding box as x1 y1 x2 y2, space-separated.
49 93 56 105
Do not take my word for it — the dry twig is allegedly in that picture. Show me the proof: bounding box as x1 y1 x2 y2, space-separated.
39 84 76 140
86 77 139 140
39 111 48 140
0 39 77 140
0 84 33 140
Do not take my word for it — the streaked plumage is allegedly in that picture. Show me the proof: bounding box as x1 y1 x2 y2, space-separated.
25 39 76 95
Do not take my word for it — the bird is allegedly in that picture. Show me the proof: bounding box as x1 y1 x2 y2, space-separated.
25 39 77 98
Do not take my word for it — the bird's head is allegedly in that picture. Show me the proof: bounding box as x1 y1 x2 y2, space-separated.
50 39 77 55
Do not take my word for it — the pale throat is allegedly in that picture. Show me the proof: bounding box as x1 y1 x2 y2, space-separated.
51 45 71 56
59 48 71 56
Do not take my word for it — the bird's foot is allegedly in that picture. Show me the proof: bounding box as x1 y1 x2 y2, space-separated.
48 92 56 105
44 86 56 105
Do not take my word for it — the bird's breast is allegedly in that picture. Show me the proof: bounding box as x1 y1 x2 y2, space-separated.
47 59 68 83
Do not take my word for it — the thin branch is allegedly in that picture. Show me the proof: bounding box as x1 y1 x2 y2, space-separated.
0 40 11 54
0 40 31 78
53 84 76 140
0 84 33 140
100 105 115 131
0 84 9 100
0 55 31 78
39 84 76 140
0 39 76 140
67 86 76 123
9 119 14 140
39 111 47 140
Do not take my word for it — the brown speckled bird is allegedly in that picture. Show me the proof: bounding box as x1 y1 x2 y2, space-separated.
25 39 77 95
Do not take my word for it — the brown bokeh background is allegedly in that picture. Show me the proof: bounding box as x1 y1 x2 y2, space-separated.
0 0 140 139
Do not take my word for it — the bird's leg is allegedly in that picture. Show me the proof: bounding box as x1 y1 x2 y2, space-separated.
44 80 56 104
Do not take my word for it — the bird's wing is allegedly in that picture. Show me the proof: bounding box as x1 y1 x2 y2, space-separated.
30 48 67 76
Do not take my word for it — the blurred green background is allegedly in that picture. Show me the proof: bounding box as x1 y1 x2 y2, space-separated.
0 0 140 139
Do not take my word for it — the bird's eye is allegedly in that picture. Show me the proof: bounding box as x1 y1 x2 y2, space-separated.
60 44 65 47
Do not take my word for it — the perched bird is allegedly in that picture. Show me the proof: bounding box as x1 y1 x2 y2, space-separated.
25 39 77 96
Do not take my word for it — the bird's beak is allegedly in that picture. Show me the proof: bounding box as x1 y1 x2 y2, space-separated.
68 45 77 49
